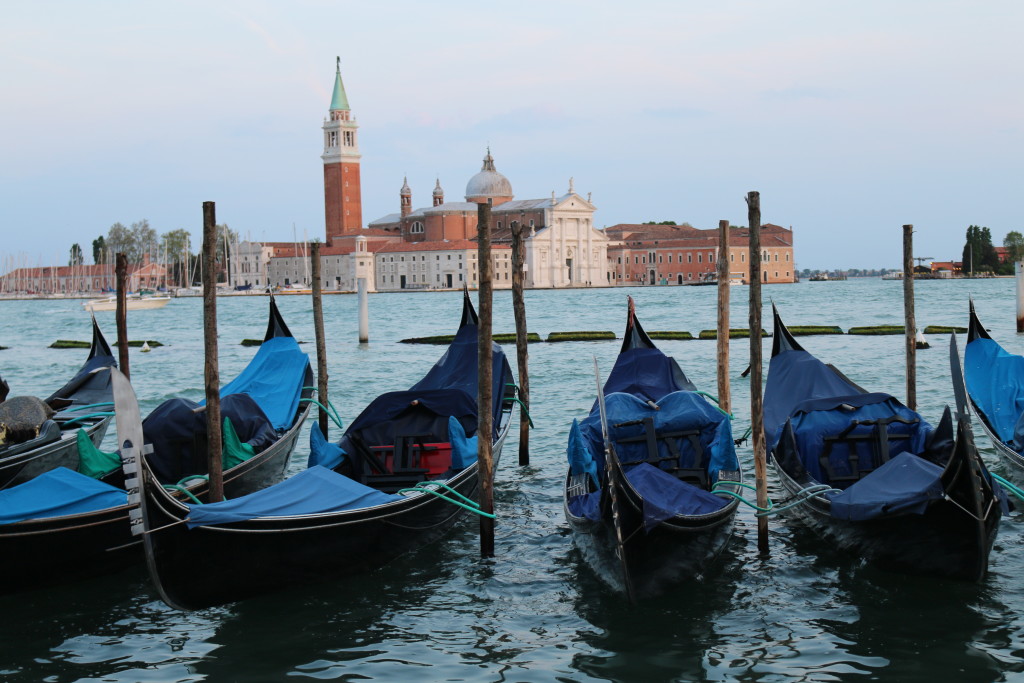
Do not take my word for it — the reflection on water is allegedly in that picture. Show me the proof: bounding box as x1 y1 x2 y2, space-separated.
0 280 1022 681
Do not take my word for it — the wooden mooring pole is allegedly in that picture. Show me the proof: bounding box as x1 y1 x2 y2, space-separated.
477 198 495 557
716 219 731 414
310 241 330 437
357 278 369 344
115 252 130 379
202 201 224 503
747 192 769 554
1016 261 1024 333
903 224 917 410
511 216 530 466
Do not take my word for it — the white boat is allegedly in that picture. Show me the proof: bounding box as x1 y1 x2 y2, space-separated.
82 295 171 312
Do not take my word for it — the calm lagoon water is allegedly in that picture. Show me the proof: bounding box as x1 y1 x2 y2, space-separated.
0 278 1022 682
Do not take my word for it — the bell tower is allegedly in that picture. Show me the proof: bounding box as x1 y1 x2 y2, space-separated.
322 58 362 244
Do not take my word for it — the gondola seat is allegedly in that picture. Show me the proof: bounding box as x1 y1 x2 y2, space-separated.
613 415 709 489
0 419 61 458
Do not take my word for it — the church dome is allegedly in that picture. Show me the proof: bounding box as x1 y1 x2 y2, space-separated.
465 150 513 202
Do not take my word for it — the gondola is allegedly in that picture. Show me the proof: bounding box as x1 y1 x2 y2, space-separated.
124 290 516 610
956 301 1024 471
0 316 116 489
764 305 1002 580
563 298 742 601
0 298 312 591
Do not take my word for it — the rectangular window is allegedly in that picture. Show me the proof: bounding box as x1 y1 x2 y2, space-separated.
668 254 673 263
697 253 702 263
709 253 714 263
687 254 692 263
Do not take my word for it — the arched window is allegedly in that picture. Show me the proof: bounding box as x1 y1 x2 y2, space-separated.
410 222 424 234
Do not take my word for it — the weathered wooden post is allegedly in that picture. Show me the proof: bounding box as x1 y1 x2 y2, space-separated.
717 219 731 414
358 278 369 344
1016 261 1024 333
747 191 769 554
511 216 530 466
202 201 224 503
115 252 130 379
903 224 916 410
476 198 495 557
310 241 330 437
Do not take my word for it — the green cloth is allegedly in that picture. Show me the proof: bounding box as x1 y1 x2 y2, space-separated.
222 416 255 470
76 429 121 479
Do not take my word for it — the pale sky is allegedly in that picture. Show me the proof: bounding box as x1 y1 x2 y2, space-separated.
2 1 1021 270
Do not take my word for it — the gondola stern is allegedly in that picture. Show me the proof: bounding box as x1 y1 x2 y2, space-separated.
620 296 657 353
967 299 991 343
771 305 805 356
264 294 295 341
460 285 479 328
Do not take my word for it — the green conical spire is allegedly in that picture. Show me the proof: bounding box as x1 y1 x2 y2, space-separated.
330 56 350 111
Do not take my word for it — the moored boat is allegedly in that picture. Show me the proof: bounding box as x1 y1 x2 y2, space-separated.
0 316 116 489
563 298 742 600
765 305 1002 580
125 290 516 610
957 301 1024 471
82 294 171 311
0 297 312 592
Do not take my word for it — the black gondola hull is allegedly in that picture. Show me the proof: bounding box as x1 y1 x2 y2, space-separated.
143 427 508 610
769 436 998 581
0 417 109 489
0 405 309 593
565 468 741 598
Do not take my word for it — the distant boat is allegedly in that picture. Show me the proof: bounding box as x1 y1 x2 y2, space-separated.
274 284 312 295
881 272 904 281
82 295 171 312
809 273 830 281
83 295 171 312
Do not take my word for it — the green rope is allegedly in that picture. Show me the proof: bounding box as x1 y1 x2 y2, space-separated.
162 483 204 505
695 391 733 418
300 398 344 429
733 426 752 446
992 473 1024 503
61 411 115 427
712 480 840 517
397 481 496 519
509 398 535 428
176 474 210 486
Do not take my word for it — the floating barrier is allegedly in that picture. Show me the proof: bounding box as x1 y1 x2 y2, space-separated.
401 333 542 345
545 331 615 342
847 325 904 335
647 331 695 340
698 328 771 340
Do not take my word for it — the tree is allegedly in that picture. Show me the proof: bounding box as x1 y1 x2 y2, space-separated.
130 219 158 262
91 236 107 265
962 225 997 274
106 222 132 260
161 229 195 287
1004 231 1024 263
68 243 84 266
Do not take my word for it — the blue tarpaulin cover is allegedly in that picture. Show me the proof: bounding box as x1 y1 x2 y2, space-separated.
213 336 310 431
0 467 126 525
965 337 1024 449
625 462 728 532
602 347 691 402
567 418 598 486
408 322 513 438
143 393 278 485
782 393 929 484
308 422 346 470
764 348 870 450
185 465 401 528
448 415 478 469
829 453 944 521
579 391 738 481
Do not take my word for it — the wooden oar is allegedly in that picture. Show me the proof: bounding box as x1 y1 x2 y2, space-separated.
593 357 636 604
